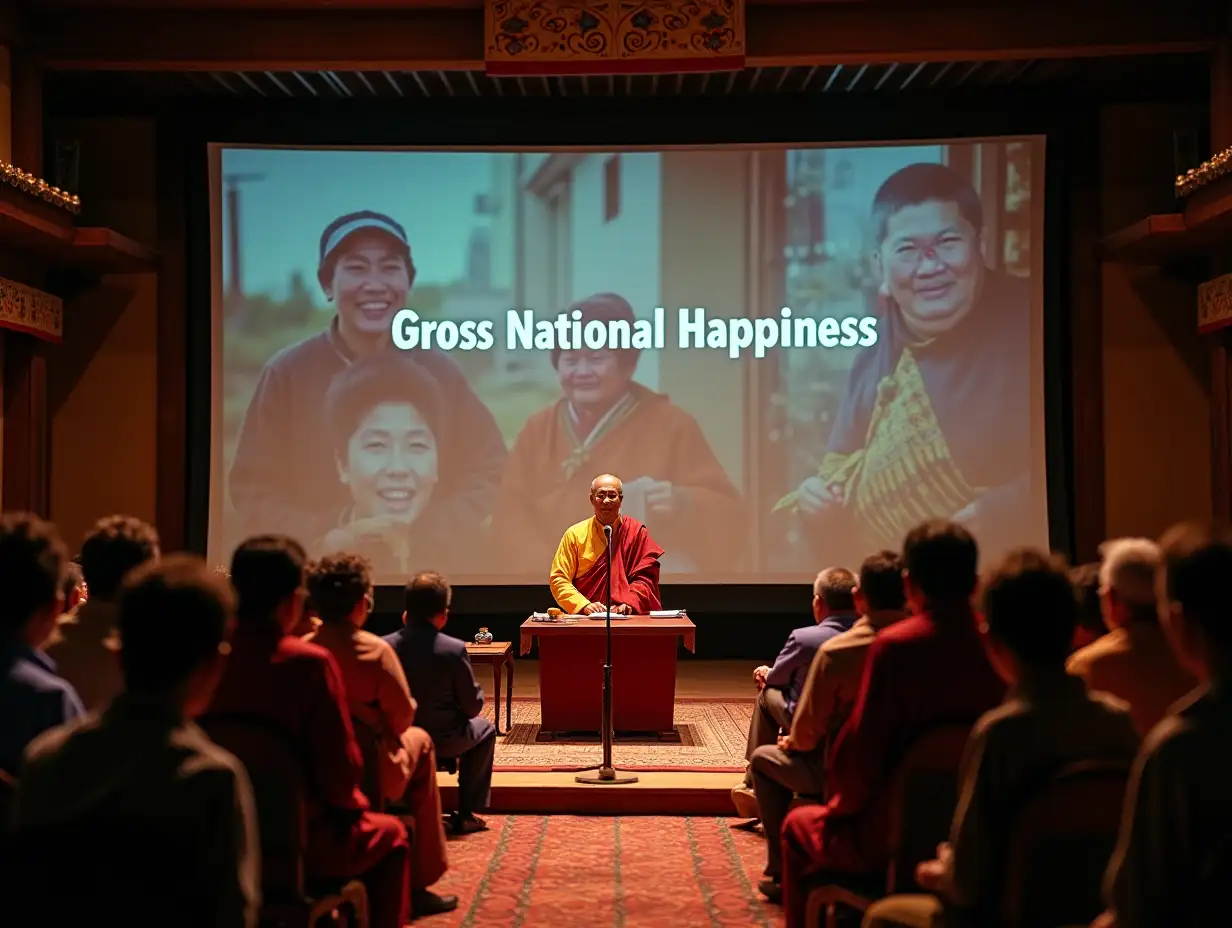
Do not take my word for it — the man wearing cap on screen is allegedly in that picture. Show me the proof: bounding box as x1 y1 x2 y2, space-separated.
780 162 1033 565
493 292 744 575
228 210 507 557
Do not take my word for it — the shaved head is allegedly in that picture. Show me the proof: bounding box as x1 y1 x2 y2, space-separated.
590 473 623 525
591 474 622 495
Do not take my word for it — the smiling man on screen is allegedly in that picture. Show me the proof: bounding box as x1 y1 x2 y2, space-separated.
549 474 664 616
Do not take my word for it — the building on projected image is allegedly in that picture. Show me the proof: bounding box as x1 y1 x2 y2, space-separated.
511 150 753 493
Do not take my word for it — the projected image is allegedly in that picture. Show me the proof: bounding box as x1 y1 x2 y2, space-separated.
210 141 1046 584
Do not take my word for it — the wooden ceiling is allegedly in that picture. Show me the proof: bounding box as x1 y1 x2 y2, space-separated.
42 55 1207 104
20 0 1221 105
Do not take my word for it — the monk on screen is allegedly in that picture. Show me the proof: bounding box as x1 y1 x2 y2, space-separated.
491 293 744 576
549 474 664 616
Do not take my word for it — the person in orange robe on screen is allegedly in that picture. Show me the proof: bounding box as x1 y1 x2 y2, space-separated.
549 474 664 616
492 293 744 576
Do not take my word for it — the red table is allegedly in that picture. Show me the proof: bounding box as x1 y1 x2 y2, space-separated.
520 615 696 738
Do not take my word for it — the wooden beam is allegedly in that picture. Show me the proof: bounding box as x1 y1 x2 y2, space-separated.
32 1 1222 71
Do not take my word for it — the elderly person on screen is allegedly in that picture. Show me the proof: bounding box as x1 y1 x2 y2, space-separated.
779 162 1034 566
227 209 506 550
493 292 744 575
319 352 474 576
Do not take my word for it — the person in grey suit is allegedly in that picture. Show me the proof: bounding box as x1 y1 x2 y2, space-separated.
731 566 859 818
385 570 494 835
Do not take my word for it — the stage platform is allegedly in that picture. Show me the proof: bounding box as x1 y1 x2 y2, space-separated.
439 659 752 815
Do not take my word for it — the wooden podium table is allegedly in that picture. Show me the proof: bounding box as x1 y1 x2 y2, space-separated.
520 615 696 738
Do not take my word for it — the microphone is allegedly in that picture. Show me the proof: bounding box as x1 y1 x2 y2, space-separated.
604 524 613 540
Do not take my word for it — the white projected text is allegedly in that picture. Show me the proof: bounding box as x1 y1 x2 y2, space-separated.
392 307 878 359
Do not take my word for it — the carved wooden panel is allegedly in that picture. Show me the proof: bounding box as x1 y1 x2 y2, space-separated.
485 0 745 75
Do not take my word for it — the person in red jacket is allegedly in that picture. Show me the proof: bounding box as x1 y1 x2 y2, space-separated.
775 519 1005 926
207 535 411 928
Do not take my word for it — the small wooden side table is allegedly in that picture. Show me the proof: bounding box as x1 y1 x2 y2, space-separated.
464 641 514 735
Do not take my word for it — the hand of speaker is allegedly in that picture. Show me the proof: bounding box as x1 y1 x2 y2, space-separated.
582 602 607 615
796 476 843 516
612 603 632 615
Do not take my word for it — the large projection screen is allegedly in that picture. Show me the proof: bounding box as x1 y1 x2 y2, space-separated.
208 140 1048 585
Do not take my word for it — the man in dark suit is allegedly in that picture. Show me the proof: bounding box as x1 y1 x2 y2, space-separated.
732 567 859 817
385 571 494 835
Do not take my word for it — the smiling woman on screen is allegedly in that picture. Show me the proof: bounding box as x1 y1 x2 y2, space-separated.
226 210 506 564
319 353 469 576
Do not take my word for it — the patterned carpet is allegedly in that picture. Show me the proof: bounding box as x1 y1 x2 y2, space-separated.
433 815 783 927
482 698 755 772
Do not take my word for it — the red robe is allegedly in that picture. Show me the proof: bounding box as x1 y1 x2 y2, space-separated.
780 605 1005 927
492 385 744 576
575 516 664 614
207 623 410 928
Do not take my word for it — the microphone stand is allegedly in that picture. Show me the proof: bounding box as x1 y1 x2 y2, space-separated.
576 521 638 785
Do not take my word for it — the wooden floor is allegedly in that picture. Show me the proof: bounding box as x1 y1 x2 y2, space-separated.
442 660 750 814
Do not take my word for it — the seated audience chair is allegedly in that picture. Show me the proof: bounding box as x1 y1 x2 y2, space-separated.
201 713 370 928
349 716 386 814
999 759 1130 928
806 724 972 928
860 759 1132 928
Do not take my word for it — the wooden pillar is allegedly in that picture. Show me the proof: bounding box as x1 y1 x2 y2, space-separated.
1211 38 1232 523
1 50 46 516
3 335 48 515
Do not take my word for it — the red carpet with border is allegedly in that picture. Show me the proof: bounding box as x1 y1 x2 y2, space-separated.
432 814 783 927
481 698 754 773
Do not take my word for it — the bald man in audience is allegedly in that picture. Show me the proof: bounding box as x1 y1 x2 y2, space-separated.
732 566 859 818
1067 538 1196 735
749 551 906 888
49 516 160 712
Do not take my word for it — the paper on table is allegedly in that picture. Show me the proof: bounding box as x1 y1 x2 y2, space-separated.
649 609 687 618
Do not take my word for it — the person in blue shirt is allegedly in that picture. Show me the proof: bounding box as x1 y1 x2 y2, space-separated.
732 566 859 817
0 513 84 776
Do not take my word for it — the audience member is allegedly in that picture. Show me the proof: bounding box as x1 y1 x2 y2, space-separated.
867 549 1139 927
1097 522 1232 928
749 551 906 888
778 520 1005 924
1069 561 1105 651
49 515 159 711
0 514 82 776
60 560 87 617
11 557 259 927
732 566 859 818
1068 538 1196 735
208 535 411 928
386 571 494 835
306 552 455 917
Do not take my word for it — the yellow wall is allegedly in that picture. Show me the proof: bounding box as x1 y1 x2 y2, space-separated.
46 116 158 550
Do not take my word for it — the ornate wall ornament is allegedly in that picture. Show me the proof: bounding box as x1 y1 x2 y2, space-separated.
0 161 81 214
1176 146 1232 199
1198 273 1232 335
485 0 745 75
0 277 63 343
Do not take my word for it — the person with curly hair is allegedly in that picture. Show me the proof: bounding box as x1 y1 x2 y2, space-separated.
306 552 455 918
